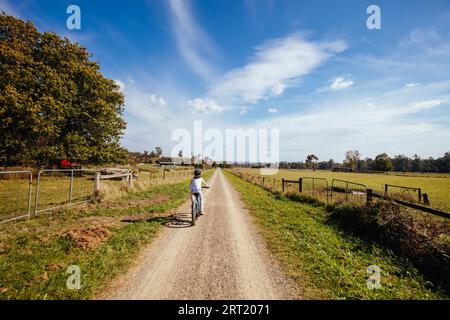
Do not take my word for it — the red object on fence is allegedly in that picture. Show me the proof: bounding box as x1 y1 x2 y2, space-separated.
60 159 72 168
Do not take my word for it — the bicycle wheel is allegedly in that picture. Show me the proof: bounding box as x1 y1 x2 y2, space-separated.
191 201 196 225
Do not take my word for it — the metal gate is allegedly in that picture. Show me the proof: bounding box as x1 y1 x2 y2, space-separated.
0 171 33 223
34 169 96 214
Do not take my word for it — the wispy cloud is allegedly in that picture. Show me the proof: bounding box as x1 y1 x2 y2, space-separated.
207 33 347 105
330 76 354 91
149 94 167 109
188 98 223 114
268 107 278 113
114 79 126 92
249 80 450 161
400 28 450 56
168 0 219 80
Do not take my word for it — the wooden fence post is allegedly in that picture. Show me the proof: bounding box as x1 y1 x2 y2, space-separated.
423 193 430 206
282 178 285 193
94 171 101 195
299 178 303 193
366 189 373 203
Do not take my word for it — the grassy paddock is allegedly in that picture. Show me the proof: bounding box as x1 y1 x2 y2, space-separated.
224 170 448 299
235 168 450 212
0 168 199 222
0 170 214 299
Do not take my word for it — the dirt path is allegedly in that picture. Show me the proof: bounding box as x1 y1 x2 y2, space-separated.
99 169 297 300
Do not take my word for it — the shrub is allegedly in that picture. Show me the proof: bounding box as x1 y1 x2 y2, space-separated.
329 200 450 291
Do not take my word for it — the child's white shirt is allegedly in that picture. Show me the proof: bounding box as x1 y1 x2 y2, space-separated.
190 177 205 192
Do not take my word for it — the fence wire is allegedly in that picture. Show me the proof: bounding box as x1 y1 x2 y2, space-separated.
35 169 95 214
0 171 32 223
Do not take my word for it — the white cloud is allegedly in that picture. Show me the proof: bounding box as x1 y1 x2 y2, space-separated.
208 34 347 104
149 94 167 108
405 82 421 88
188 98 223 114
400 28 450 55
330 76 353 91
114 79 126 92
247 80 450 161
267 108 278 113
271 83 286 96
240 107 250 115
168 0 218 80
410 99 443 110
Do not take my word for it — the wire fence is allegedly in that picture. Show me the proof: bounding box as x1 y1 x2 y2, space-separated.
229 168 449 218
330 179 369 205
231 169 369 205
0 167 199 224
0 171 33 223
34 169 96 214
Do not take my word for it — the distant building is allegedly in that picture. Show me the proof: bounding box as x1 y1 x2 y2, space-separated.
159 161 176 168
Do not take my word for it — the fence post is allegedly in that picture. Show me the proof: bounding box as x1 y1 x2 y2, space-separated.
418 188 422 203
69 170 74 203
299 178 303 193
423 193 430 206
94 171 101 195
345 182 349 202
366 189 373 203
27 173 33 218
384 184 388 196
282 178 285 193
128 172 133 187
34 171 41 214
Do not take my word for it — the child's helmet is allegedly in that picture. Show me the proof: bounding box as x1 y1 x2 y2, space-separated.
194 169 201 177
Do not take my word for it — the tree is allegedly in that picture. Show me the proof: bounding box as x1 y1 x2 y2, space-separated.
327 159 336 170
374 153 393 172
411 154 422 172
0 13 127 164
155 147 163 157
178 149 183 158
344 150 361 171
305 154 319 171
392 154 411 172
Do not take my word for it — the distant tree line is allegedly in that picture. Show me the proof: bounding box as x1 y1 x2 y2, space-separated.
279 151 450 173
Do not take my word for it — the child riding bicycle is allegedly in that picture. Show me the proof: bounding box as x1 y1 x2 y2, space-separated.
190 169 210 215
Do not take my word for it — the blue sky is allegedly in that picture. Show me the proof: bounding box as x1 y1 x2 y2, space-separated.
1 0 450 162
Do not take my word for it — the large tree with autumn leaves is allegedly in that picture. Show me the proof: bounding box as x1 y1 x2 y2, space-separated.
0 13 127 165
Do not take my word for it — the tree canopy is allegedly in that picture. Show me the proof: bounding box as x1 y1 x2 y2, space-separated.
0 13 127 165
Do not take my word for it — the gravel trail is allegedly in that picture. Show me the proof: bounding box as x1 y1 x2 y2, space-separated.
100 169 297 300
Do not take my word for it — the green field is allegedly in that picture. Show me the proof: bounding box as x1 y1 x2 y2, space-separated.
224 170 448 299
235 168 450 212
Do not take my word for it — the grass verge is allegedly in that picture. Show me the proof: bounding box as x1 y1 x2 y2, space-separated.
224 170 448 299
0 170 213 299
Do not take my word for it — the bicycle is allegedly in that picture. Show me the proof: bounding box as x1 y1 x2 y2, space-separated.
191 186 209 225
